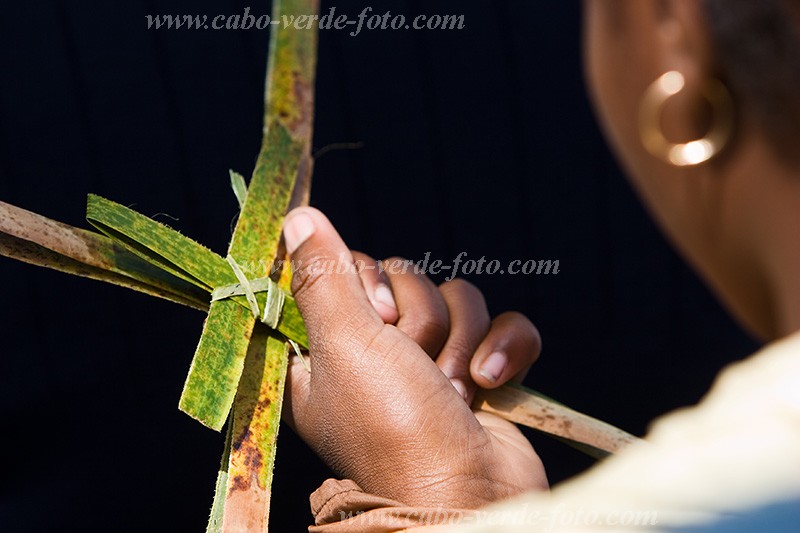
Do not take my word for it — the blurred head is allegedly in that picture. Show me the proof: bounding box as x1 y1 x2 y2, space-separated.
583 0 800 339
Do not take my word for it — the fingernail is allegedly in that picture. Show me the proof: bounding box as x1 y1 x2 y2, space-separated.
450 378 468 401
479 352 507 383
284 211 316 254
373 283 397 310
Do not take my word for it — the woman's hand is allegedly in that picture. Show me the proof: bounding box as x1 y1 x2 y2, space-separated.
282 207 548 509
351 251 539 406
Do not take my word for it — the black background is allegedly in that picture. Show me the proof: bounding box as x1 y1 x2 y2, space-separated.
0 1 758 531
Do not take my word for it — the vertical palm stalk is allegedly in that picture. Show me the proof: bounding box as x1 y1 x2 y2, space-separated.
202 1 319 531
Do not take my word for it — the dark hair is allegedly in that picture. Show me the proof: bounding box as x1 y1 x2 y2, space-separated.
704 0 800 159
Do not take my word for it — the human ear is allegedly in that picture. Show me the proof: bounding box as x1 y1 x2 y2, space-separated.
650 0 721 141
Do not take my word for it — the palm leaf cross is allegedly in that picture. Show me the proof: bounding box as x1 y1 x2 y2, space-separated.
0 1 639 530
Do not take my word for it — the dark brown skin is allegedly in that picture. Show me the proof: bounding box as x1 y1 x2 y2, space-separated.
583 0 800 340
281 208 547 508
282 0 800 511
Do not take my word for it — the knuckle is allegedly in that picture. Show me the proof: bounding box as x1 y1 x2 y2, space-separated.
410 311 450 339
381 256 414 276
351 251 377 273
402 312 450 352
350 250 372 262
441 335 476 364
419 298 451 332
498 311 536 334
495 311 542 357
440 278 485 303
440 277 471 292
500 310 532 327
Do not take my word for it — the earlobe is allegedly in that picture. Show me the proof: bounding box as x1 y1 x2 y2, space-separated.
635 0 732 167
639 70 734 166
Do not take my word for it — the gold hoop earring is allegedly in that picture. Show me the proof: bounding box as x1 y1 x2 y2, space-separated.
639 71 734 167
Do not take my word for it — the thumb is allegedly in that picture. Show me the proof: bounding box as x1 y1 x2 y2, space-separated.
283 208 383 366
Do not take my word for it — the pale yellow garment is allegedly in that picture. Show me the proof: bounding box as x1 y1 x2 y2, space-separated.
310 332 800 532
410 331 800 532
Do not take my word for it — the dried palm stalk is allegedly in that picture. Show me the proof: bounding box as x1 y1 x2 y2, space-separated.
0 0 638 530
